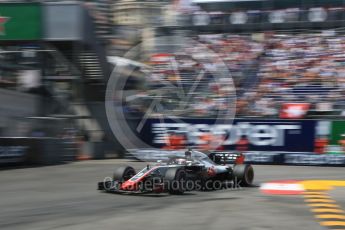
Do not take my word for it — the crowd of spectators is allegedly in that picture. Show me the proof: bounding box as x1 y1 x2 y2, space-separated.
123 31 345 119
124 44 237 118
234 32 345 117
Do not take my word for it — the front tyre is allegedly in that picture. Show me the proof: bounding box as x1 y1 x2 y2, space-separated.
164 167 186 195
233 164 254 187
113 166 136 181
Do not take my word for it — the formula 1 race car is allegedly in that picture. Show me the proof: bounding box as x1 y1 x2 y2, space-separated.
97 150 254 194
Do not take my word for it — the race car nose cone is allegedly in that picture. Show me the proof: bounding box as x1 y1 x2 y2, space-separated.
120 180 137 191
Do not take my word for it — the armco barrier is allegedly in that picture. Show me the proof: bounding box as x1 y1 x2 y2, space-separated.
127 149 345 166
0 138 64 166
283 153 345 166
243 152 345 166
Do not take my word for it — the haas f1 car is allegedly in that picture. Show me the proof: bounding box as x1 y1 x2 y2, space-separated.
98 150 254 194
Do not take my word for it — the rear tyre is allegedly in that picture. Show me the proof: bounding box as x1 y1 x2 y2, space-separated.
164 167 186 195
233 164 254 187
113 166 136 181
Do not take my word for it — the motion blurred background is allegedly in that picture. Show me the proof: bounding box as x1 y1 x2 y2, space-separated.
1 0 345 166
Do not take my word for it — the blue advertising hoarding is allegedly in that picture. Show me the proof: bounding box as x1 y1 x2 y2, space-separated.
138 119 316 153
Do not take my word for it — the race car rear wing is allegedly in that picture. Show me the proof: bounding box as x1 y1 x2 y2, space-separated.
208 151 245 165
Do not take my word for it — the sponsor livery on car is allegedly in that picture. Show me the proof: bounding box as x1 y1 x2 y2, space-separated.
98 150 254 195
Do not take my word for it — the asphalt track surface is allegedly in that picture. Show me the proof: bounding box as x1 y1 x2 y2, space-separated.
0 160 344 230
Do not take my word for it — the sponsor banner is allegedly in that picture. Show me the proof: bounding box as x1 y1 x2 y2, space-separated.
140 119 316 152
0 138 32 164
0 3 41 40
330 120 345 147
243 152 284 164
0 138 63 166
0 145 28 164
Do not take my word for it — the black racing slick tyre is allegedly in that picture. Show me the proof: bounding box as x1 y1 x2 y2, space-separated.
113 166 136 181
233 164 254 187
164 167 186 195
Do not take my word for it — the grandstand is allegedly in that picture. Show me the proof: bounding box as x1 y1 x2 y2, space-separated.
117 0 345 119
120 30 345 119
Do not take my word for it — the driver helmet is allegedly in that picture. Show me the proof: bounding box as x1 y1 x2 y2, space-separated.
175 158 186 165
